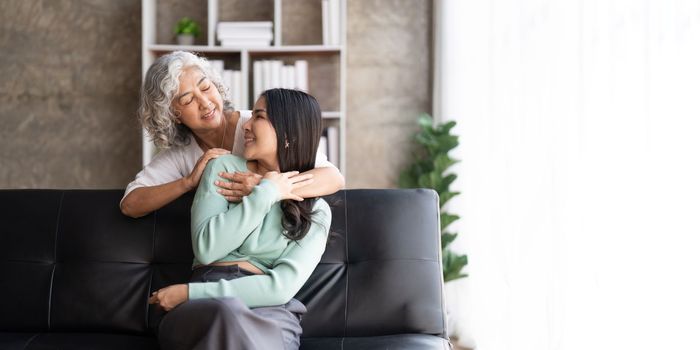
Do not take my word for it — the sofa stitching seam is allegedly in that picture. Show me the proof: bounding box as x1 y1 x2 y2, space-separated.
47 191 64 330
151 209 156 264
47 264 56 330
22 333 39 350
343 191 349 339
146 268 154 330
146 208 157 330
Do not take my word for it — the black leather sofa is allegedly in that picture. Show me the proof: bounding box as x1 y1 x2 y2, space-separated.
0 189 450 349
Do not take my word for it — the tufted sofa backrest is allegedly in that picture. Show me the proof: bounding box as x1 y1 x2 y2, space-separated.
0 189 446 339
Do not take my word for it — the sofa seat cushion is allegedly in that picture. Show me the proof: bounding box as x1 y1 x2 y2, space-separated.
0 332 158 350
301 334 451 350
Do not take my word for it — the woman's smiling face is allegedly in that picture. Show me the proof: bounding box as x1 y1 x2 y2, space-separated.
171 67 224 132
243 96 279 169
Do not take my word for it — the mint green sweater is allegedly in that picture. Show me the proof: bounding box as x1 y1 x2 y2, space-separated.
187 154 332 307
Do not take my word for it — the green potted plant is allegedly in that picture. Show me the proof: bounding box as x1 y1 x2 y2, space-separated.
399 114 468 283
174 17 201 45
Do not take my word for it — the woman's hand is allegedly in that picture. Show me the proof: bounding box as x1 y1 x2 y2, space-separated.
215 171 263 202
184 148 230 191
264 171 314 201
149 284 189 312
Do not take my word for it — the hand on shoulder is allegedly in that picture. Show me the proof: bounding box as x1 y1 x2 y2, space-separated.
263 171 314 202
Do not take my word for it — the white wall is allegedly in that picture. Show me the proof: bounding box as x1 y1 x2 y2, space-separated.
435 0 700 349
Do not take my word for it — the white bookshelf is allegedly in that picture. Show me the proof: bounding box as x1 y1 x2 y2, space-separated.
141 0 347 174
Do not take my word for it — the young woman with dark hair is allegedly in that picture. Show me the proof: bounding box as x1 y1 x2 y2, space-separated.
148 89 332 350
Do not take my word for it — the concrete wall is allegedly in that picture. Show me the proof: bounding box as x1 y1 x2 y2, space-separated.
0 0 432 189
346 0 433 188
0 0 142 188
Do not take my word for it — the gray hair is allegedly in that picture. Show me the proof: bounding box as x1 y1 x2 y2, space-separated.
139 51 234 149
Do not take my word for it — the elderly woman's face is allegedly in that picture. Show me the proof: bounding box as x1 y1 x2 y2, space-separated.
172 67 224 131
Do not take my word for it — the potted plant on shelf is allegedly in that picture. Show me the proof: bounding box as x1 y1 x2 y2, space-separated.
174 17 200 45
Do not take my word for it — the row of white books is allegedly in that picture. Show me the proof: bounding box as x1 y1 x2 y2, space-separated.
208 59 311 108
217 21 273 47
252 60 308 100
319 126 340 167
208 59 338 166
208 60 244 109
322 0 342 45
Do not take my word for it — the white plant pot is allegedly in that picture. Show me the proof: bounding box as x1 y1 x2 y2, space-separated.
177 34 195 46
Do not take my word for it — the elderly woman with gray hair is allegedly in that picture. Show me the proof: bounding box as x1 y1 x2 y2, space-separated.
120 51 344 218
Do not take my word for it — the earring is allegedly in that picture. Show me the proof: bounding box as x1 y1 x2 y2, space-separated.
284 139 290 149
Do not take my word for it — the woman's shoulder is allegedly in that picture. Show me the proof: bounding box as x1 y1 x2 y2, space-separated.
150 136 195 158
311 198 332 225
143 138 199 173
313 197 331 210
206 154 248 173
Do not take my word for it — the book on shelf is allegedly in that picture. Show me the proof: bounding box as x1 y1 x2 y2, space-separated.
325 126 339 167
322 0 341 45
263 60 273 93
251 60 309 99
294 61 308 92
270 60 282 89
217 21 273 29
209 60 225 76
231 70 243 109
253 61 263 102
217 21 273 47
224 70 243 108
208 60 243 108
318 136 328 164
222 69 233 97
218 29 273 39
279 65 293 89
219 39 272 47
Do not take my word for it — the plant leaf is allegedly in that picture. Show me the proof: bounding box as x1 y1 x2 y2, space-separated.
417 114 434 129
441 232 457 249
440 213 459 231
443 249 468 282
439 191 460 207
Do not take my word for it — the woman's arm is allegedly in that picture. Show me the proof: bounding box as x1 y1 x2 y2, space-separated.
120 148 230 218
191 155 280 265
292 166 344 198
188 200 332 307
120 179 192 218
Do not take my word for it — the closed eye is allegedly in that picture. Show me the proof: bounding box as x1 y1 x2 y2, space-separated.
179 95 194 105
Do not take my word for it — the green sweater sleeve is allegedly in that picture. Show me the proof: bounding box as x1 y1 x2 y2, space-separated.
188 199 332 307
190 155 280 265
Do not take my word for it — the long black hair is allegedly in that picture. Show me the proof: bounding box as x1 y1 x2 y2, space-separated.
261 88 323 241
